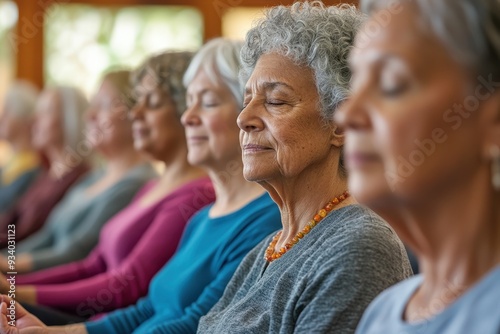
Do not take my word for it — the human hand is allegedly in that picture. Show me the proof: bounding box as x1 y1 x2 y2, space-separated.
0 295 47 334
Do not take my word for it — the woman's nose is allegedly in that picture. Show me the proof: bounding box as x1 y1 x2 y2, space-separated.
129 102 145 121
334 94 370 131
181 104 201 127
237 101 264 133
85 105 98 122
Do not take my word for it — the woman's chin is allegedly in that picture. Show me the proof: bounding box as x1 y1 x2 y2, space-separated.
136 144 158 159
133 140 148 152
242 167 269 183
349 174 393 206
186 152 207 169
33 141 47 152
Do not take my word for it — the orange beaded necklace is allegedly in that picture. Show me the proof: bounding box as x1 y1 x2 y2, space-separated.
265 190 350 262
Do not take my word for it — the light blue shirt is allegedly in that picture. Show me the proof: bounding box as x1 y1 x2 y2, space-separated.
356 266 500 334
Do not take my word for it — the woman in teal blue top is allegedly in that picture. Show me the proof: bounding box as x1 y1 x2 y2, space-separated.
0 38 281 334
87 193 278 333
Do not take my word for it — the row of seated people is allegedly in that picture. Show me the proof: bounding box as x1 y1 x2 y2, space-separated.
0 73 155 270
0 38 283 332
0 0 498 333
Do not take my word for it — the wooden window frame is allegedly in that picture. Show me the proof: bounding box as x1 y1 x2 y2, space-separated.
13 0 356 88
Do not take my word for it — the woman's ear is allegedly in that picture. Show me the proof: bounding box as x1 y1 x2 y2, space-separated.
484 93 500 190
330 123 345 148
481 91 500 159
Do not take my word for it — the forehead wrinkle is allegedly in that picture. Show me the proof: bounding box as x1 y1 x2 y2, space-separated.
245 80 295 96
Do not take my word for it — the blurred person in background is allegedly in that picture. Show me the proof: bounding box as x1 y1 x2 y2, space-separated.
0 86 90 248
0 81 41 213
334 0 500 333
0 70 157 274
0 37 282 334
198 3 411 334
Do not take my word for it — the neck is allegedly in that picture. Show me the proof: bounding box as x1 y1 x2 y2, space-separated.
45 145 77 178
261 156 352 246
392 172 500 306
104 148 144 177
159 144 206 186
207 159 265 217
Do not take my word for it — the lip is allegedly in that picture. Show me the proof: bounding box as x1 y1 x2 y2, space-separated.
187 136 208 144
132 127 149 139
85 125 99 133
242 144 272 153
345 152 380 169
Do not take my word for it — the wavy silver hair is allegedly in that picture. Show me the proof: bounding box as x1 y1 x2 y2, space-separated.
183 38 244 110
240 1 365 119
361 0 500 81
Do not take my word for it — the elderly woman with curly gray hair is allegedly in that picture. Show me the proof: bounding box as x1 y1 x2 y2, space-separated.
198 2 412 333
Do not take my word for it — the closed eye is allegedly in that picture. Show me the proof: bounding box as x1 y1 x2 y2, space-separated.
266 100 286 106
203 103 219 108
381 83 408 97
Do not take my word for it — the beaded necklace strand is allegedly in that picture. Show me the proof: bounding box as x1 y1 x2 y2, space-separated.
265 190 350 262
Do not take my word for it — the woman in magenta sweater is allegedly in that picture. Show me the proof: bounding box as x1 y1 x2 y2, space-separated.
0 51 214 319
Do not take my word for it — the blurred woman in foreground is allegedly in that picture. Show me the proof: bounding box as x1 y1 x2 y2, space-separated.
335 0 500 332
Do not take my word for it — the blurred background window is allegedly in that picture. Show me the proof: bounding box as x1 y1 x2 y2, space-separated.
44 4 204 97
0 0 18 164
2 2 266 162
222 7 265 40
0 0 17 111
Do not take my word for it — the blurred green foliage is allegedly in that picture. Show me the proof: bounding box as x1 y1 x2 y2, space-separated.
44 4 203 96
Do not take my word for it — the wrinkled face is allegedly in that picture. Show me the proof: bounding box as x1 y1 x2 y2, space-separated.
86 79 133 153
335 5 494 207
238 53 336 183
32 90 64 151
181 69 241 169
130 73 185 160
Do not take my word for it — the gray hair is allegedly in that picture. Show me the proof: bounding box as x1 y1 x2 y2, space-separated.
3 80 39 118
132 51 194 117
361 0 500 81
240 1 365 119
183 38 244 109
49 86 88 152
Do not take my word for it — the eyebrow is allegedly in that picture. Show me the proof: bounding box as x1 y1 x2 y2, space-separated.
245 81 295 96
197 88 214 96
350 49 400 68
134 87 157 98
